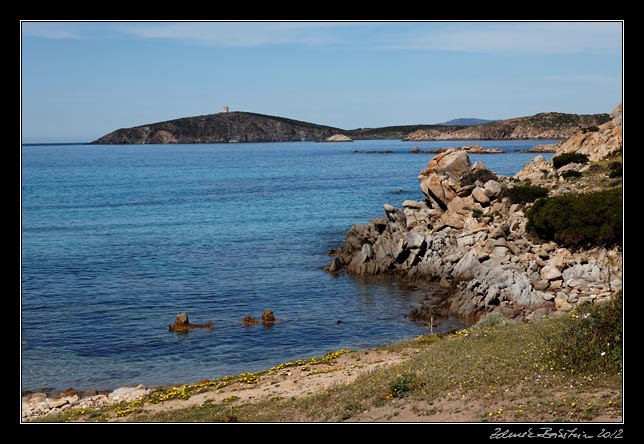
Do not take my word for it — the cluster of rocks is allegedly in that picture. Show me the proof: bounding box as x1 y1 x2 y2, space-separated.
22 384 152 422
243 309 278 326
554 103 622 162
523 143 557 153
515 103 623 194
520 103 621 161
410 145 503 154
327 142 622 322
427 145 504 154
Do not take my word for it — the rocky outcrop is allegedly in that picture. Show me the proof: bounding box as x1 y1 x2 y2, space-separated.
524 143 557 153
92 112 344 144
168 313 213 332
549 103 622 161
243 310 278 326
514 103 623 187
22 384 153 421
327 143 622 321
323 134 353 142
403 112 610 141
426 145 504 154
149 130 178 144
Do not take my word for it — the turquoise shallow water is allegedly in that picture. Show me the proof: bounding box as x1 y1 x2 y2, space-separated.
21 139 555 393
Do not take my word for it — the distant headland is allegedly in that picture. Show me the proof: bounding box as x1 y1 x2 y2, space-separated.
90 108 610 145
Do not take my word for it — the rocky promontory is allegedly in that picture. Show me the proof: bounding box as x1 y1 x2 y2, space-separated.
403 112 610 141
92 110 612 145
92 112 346 144
328 104 623 323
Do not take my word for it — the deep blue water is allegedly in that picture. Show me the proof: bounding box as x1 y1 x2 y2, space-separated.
21 139 555 393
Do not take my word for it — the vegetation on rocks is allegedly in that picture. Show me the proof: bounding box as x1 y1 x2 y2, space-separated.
552 152 590 169
526 188 622 249
608 161 622 178
460 168 499 186
503 184 549 204
561 170 582 180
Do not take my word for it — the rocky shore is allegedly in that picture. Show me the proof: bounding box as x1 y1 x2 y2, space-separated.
22 385 153 421
327 103 623 323
24 105 622 423
402 112 610 141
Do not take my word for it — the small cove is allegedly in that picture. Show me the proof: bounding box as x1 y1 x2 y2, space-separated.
21 139 555 393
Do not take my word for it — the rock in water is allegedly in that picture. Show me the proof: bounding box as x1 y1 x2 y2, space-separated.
261 310 277 324
168 313 213 332
175 313 189 326
243 316 259 325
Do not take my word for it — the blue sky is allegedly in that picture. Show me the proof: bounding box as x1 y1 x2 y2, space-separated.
21 21 623 143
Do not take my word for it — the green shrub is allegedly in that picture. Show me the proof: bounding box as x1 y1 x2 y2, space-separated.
552 152 589 169
389 373 419 398
473 312 508 329
561 170 582 179
582 126 600 133
503 184 549 204
607 162 622 178
461 168 498 186
526 188 622 249
608 170 622 178
541 291 622 374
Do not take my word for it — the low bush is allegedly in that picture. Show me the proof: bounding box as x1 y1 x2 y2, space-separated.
561 170 582 179
552 152 589 169
389 373 419 398
503 184 549 204
461 168 498 186
473 312 508 329
608 169 622 178
526 188 622 249
582 126 600 133
607 161 622 178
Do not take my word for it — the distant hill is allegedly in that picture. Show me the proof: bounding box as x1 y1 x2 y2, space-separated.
345 124 466 140
91 112 344 144
405 112 611 141
438 118 496 126
91 110 612 145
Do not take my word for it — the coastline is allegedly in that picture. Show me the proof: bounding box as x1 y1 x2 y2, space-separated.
22 307 623 423
326 103 622 324
21 104 623 423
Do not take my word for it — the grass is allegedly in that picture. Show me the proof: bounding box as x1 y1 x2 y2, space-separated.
38 293 622 423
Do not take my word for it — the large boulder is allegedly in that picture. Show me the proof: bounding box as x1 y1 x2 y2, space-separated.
421 149 472 178
420 173 458 209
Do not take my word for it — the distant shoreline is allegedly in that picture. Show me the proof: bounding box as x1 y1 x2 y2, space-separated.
22 142 90 147
22 139 561 147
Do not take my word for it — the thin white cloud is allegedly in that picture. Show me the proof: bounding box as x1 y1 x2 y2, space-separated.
123 22 349 47
377 22 622 54
21 22 80 39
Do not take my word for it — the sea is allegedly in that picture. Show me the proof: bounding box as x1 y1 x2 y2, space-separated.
21 139 556 393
